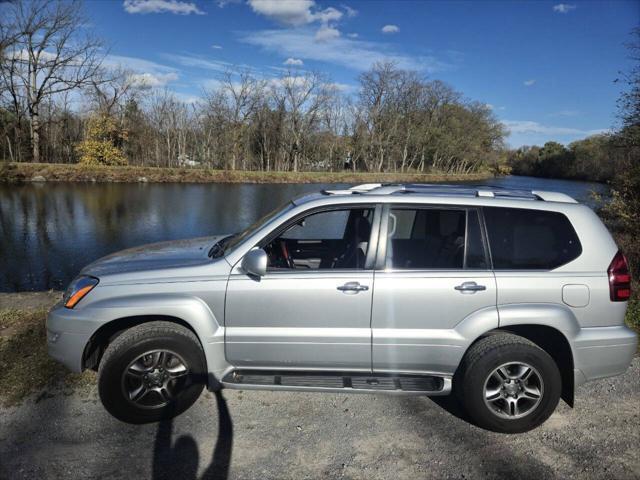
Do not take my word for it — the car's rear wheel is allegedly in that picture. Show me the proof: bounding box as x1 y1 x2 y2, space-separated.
98 321 206 424
455 332 561 433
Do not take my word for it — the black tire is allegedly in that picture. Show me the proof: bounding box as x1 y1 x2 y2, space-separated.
455 332 561 434
98 321 206 424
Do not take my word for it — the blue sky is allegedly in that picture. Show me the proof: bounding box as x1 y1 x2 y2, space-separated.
85 0 639 147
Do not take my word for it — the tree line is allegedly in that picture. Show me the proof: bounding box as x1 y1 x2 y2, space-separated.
0 0 506 173
506 135 622 182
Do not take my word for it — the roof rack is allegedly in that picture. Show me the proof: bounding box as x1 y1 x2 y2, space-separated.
322 183 577 203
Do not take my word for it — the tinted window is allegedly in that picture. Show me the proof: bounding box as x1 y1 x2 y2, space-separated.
385 208 486 269
264 208 374 270
483 207 581 269
465 210 487 269
282 210 349 240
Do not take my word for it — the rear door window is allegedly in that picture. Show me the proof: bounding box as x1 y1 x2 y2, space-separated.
483 207 581 270
385 207 487 270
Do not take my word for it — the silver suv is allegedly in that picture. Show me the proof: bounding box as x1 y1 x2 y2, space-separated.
47 184 637 433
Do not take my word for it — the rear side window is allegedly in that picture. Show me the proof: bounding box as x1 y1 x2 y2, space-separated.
385 208 487 269
483 207 581 270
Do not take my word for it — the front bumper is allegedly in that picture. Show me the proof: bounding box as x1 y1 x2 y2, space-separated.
572 325 638 386
46 304 93 372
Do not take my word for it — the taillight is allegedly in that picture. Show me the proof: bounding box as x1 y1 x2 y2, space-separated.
608 251 631 301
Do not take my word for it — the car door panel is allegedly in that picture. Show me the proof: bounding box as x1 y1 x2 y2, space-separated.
225 270 373 370
224 205 380 372
371 270 497 374
371 205 498 376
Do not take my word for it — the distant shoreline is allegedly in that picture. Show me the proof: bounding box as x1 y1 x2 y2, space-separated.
0 162 494 185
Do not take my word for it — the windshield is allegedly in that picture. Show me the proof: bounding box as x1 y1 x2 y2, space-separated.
218 201 295 257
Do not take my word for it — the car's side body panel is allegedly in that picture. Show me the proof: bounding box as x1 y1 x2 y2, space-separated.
48 275 232 380
371 271 498 374
224 269 374 370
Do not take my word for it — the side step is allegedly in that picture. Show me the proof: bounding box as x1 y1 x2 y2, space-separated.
221 370 451 396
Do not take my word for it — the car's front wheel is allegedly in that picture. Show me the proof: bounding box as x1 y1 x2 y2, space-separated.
455 332 561 433
98 321 206 424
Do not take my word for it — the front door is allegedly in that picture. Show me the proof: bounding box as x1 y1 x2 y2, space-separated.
225 205 380 371
371 205 498 375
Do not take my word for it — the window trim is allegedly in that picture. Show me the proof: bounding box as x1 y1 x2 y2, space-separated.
256 203 382 273
375 204 491 272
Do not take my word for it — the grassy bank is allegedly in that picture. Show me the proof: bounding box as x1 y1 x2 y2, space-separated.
0 162 493 185
0 305 94 407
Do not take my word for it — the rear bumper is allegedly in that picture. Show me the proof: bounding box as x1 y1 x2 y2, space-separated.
572 325 637 386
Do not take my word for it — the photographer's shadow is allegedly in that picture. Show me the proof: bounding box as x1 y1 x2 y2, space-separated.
152 390 233 480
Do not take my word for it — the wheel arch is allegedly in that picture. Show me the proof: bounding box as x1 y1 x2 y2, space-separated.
498 303 580 407
80 293 228 389
464 323 575 407
83 314 199 370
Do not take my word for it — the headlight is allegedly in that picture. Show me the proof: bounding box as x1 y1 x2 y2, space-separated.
63 276 99 309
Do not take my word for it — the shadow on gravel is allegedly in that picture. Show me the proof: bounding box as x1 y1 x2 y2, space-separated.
152 391 233 480
428 395 473 424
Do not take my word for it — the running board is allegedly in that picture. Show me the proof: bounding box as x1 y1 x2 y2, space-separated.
221 370 451 396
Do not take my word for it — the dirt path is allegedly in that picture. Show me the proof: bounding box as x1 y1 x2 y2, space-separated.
0 293 638 479
1 359 638 479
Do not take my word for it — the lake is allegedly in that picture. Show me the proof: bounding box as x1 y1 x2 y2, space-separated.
0 176 608 292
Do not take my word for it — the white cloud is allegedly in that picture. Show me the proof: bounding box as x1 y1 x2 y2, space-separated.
123 0 205 15
342 5 358 17
248 0 323 26
347 32 358 38
315 25 340 42
211 44 223 50
101 54 180 90
324 81 356 93
553 3 576 13
130 72 179 89
503 120 606 137
314 6 343 24
549 109 580 117
172 91 203 104
283 57 304 66
240 28 450 72
248 0 346 43
524 79 536 86
162 53 231 71
104 54 178 75
381 24 399 34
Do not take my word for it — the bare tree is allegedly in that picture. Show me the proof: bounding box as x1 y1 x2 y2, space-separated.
88 67 139 116
274 70 328 171
2 0 104 162
217 69 264 170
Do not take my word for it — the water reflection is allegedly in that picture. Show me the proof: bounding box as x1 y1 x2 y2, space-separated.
0 177 608 292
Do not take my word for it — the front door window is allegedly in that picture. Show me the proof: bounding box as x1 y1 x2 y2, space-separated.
263 207 374 270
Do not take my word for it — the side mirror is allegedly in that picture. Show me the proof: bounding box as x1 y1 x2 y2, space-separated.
241 248 267 278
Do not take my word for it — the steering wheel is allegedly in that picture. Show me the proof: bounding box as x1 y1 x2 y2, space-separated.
280 240 295 269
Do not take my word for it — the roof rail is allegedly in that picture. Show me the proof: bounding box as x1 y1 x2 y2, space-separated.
322 183 577 203
531 190 578 203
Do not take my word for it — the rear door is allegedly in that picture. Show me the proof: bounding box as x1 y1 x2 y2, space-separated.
371 204 498 375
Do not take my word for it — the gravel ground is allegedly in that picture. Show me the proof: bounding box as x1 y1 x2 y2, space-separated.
0 358 638 480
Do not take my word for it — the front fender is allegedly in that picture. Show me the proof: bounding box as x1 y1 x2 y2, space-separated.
81 293 230 385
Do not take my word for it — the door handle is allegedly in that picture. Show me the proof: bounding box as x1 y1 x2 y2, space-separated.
454 281 486 293
337 281 369 293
